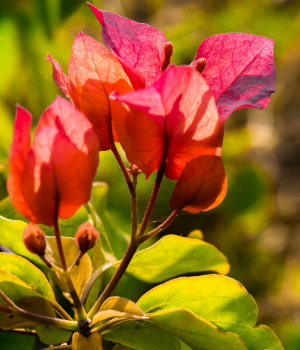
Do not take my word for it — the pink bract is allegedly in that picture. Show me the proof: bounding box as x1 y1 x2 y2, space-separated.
90 4 276 123
8 97 99 226
111 66 222 180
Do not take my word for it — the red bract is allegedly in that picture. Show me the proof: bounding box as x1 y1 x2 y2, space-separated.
7 97 99 226
89 4 275 123
89 3 168 89
169 156 227 213
47 32 133 151
191 33 276 123
111 66 222 180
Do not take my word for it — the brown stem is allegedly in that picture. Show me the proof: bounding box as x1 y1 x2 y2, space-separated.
140 208 181 243
53 218 68 272
87 239 139 319
0 288 78 331
138 154 166 237
54 218 87 321
0 303 12 314
111 144 135 194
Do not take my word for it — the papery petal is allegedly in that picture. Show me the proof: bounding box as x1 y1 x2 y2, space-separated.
111 66 221 180
20 127 57 225
89 3 168 87
35 96 99 158
7 106 34 221
169 155 227 213
15 98 99 226
191 33 276 123
46 54 79 108
47 33 133 150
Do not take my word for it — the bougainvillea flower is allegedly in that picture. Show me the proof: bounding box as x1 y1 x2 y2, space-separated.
47 32 133 151
89 4 276 123
169 155 227 213
111 65 222 180
7 96 99 226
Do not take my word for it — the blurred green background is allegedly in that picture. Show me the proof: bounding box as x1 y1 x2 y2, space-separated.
1 0 300 348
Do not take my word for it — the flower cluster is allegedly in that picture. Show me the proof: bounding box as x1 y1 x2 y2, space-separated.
8 4 275 229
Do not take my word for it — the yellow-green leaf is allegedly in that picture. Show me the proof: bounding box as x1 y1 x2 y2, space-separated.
125 235 229 283
102 320 181 350
73 332 103 350
0 253 55 302
137 275 283 350
45 237 92 296
149 308 247 350
0 270 43 303
101 297 145 317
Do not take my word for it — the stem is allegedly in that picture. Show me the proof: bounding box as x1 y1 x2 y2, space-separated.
54 218 87 321
140 208 181 243
0 303 12 314
0 288 78 331
14 308 79 331
51 302 73 321
138 158 166 238
87 239 139 319
68 251 84 272
91 316 128 334
53 219 68 272
130 170 138 239
111 144 135 194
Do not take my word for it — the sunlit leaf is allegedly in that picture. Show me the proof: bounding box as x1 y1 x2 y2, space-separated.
137 275 283 350
0 253 55 302
101 297 145 317
45 237 92 296
0 296 71 345
149 308 247 349
125 235 229 282
102 320 181 350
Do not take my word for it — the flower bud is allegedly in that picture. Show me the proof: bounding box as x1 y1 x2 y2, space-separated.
23 222 46 256
194 58 207 74
75 222 99 254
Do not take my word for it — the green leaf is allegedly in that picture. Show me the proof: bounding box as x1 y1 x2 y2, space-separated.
0 297 71 345
233 325 284 350
45 237 92 296
0 270 43 304
101 297 145 316
0 253 55 303
90 182 130 260
125 235 229 283
149 308 247 350
92 297 147 326
137 275 283 350
0 216 42 266
103 320 181 350
0 329 36 350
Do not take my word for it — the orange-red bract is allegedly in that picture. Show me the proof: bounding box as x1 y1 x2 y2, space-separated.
8 96 99 226
47 32 133 151
169 155 227 213
111 66 223 180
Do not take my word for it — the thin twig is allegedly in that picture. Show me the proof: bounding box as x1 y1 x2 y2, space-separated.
87 239 139 320
140 209 181 243
54 218 87 321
